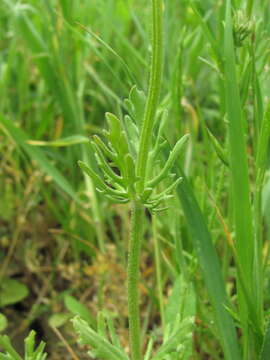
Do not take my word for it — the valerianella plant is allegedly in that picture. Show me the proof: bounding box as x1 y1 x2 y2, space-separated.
75 1 191 359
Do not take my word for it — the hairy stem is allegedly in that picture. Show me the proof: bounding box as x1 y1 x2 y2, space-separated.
136 0 163 192
153 214 165 330
128 1 163 358
128 201 144 360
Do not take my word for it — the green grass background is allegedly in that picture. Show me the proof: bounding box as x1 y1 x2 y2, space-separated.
1 0 270 359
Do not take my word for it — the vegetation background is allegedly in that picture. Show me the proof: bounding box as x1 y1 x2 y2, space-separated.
0 0 270 359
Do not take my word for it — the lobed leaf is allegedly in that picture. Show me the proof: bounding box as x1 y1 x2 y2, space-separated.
124 85 146 129
0 336 22 360
24 331 47 360
92 141 123 185
92 135 117 162
78 161 127 198
124 153 138 189
123 115 139 157
72 317 128 360
148 134 189 188
105 113 130 159
152 317 193 360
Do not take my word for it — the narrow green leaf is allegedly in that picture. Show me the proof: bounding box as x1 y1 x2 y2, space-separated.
224 0 261 344
24 331 35 357
150 178 182 203
0 336 22 360
225 0 254 282
148 134 189 188
78 24 136 85
106 315 122 349
27 135 90 147
0 114 79 203
206 128 229 166
190 2 223 68
92 135 117 161
175 167 241 360
64 295 96 328
144 338 154 360
78 161 127 198
256 102 270 170
260 320 270 360
92 142 123 184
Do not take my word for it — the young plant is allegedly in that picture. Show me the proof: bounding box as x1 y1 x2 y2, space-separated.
77 0 190 359
0 331 47 360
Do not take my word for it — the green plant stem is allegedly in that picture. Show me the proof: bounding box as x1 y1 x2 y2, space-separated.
153 214 165 330
247 0 254 17
128 201 144 360
128 2 163 357
136 0 163 192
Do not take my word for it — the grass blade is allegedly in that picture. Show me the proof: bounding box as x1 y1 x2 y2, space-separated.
0 114 79 203
224 0 262 351
175 167 241 360
260 320 270 360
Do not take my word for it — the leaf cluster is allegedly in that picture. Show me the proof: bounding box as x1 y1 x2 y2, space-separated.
73 314 194 360
79 86 188 212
